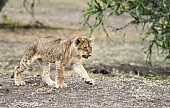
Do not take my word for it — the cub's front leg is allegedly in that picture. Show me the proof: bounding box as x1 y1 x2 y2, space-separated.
72 63 94 85
55 62 67 88
41 62 55 86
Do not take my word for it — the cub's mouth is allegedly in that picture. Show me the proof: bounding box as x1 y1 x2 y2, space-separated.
82 55 91 59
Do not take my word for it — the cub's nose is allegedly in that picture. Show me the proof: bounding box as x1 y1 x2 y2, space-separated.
82 55 92 59
82 55 88 59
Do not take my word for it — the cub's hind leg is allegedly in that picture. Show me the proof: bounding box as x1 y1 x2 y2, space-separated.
41 62 55 86
14 41 37 86
14 55 35 86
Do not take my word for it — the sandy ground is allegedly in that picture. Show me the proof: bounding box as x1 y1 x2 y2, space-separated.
0 27 170 108
0 74 170 108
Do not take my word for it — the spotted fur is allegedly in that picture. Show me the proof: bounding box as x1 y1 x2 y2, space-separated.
12 36 95 88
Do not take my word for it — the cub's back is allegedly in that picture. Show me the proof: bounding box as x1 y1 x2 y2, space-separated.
38 36 62 47
36 36 63 51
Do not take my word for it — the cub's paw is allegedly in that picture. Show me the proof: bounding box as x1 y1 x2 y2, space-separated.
55 83 67 88
85 79 94 85
15 80 26 86
46 81 55 87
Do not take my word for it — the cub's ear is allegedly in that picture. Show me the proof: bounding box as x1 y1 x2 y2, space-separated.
75 37 83 46
89 36 95 42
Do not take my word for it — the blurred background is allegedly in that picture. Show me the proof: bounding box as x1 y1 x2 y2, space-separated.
0 0 170 79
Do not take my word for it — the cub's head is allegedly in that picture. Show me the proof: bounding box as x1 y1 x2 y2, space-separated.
74 36 95 59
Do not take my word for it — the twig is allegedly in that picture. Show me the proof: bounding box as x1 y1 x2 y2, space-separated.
23 0 36 18
102 23 114 42
108 20 137 31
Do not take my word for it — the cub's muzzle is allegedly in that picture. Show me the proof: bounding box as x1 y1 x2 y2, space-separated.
82 55 91 59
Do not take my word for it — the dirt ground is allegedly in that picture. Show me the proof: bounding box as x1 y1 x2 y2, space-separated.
0 74 170 108
0 0 170 108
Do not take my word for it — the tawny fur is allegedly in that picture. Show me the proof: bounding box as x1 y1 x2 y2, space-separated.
13 36 95 88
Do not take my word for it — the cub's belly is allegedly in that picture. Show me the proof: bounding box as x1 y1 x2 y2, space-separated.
35 53 56 63
35 53 71 65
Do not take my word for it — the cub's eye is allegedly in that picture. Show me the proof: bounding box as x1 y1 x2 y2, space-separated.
83 46 87 49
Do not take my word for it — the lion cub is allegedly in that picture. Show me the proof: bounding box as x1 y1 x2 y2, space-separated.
13 36 95 88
